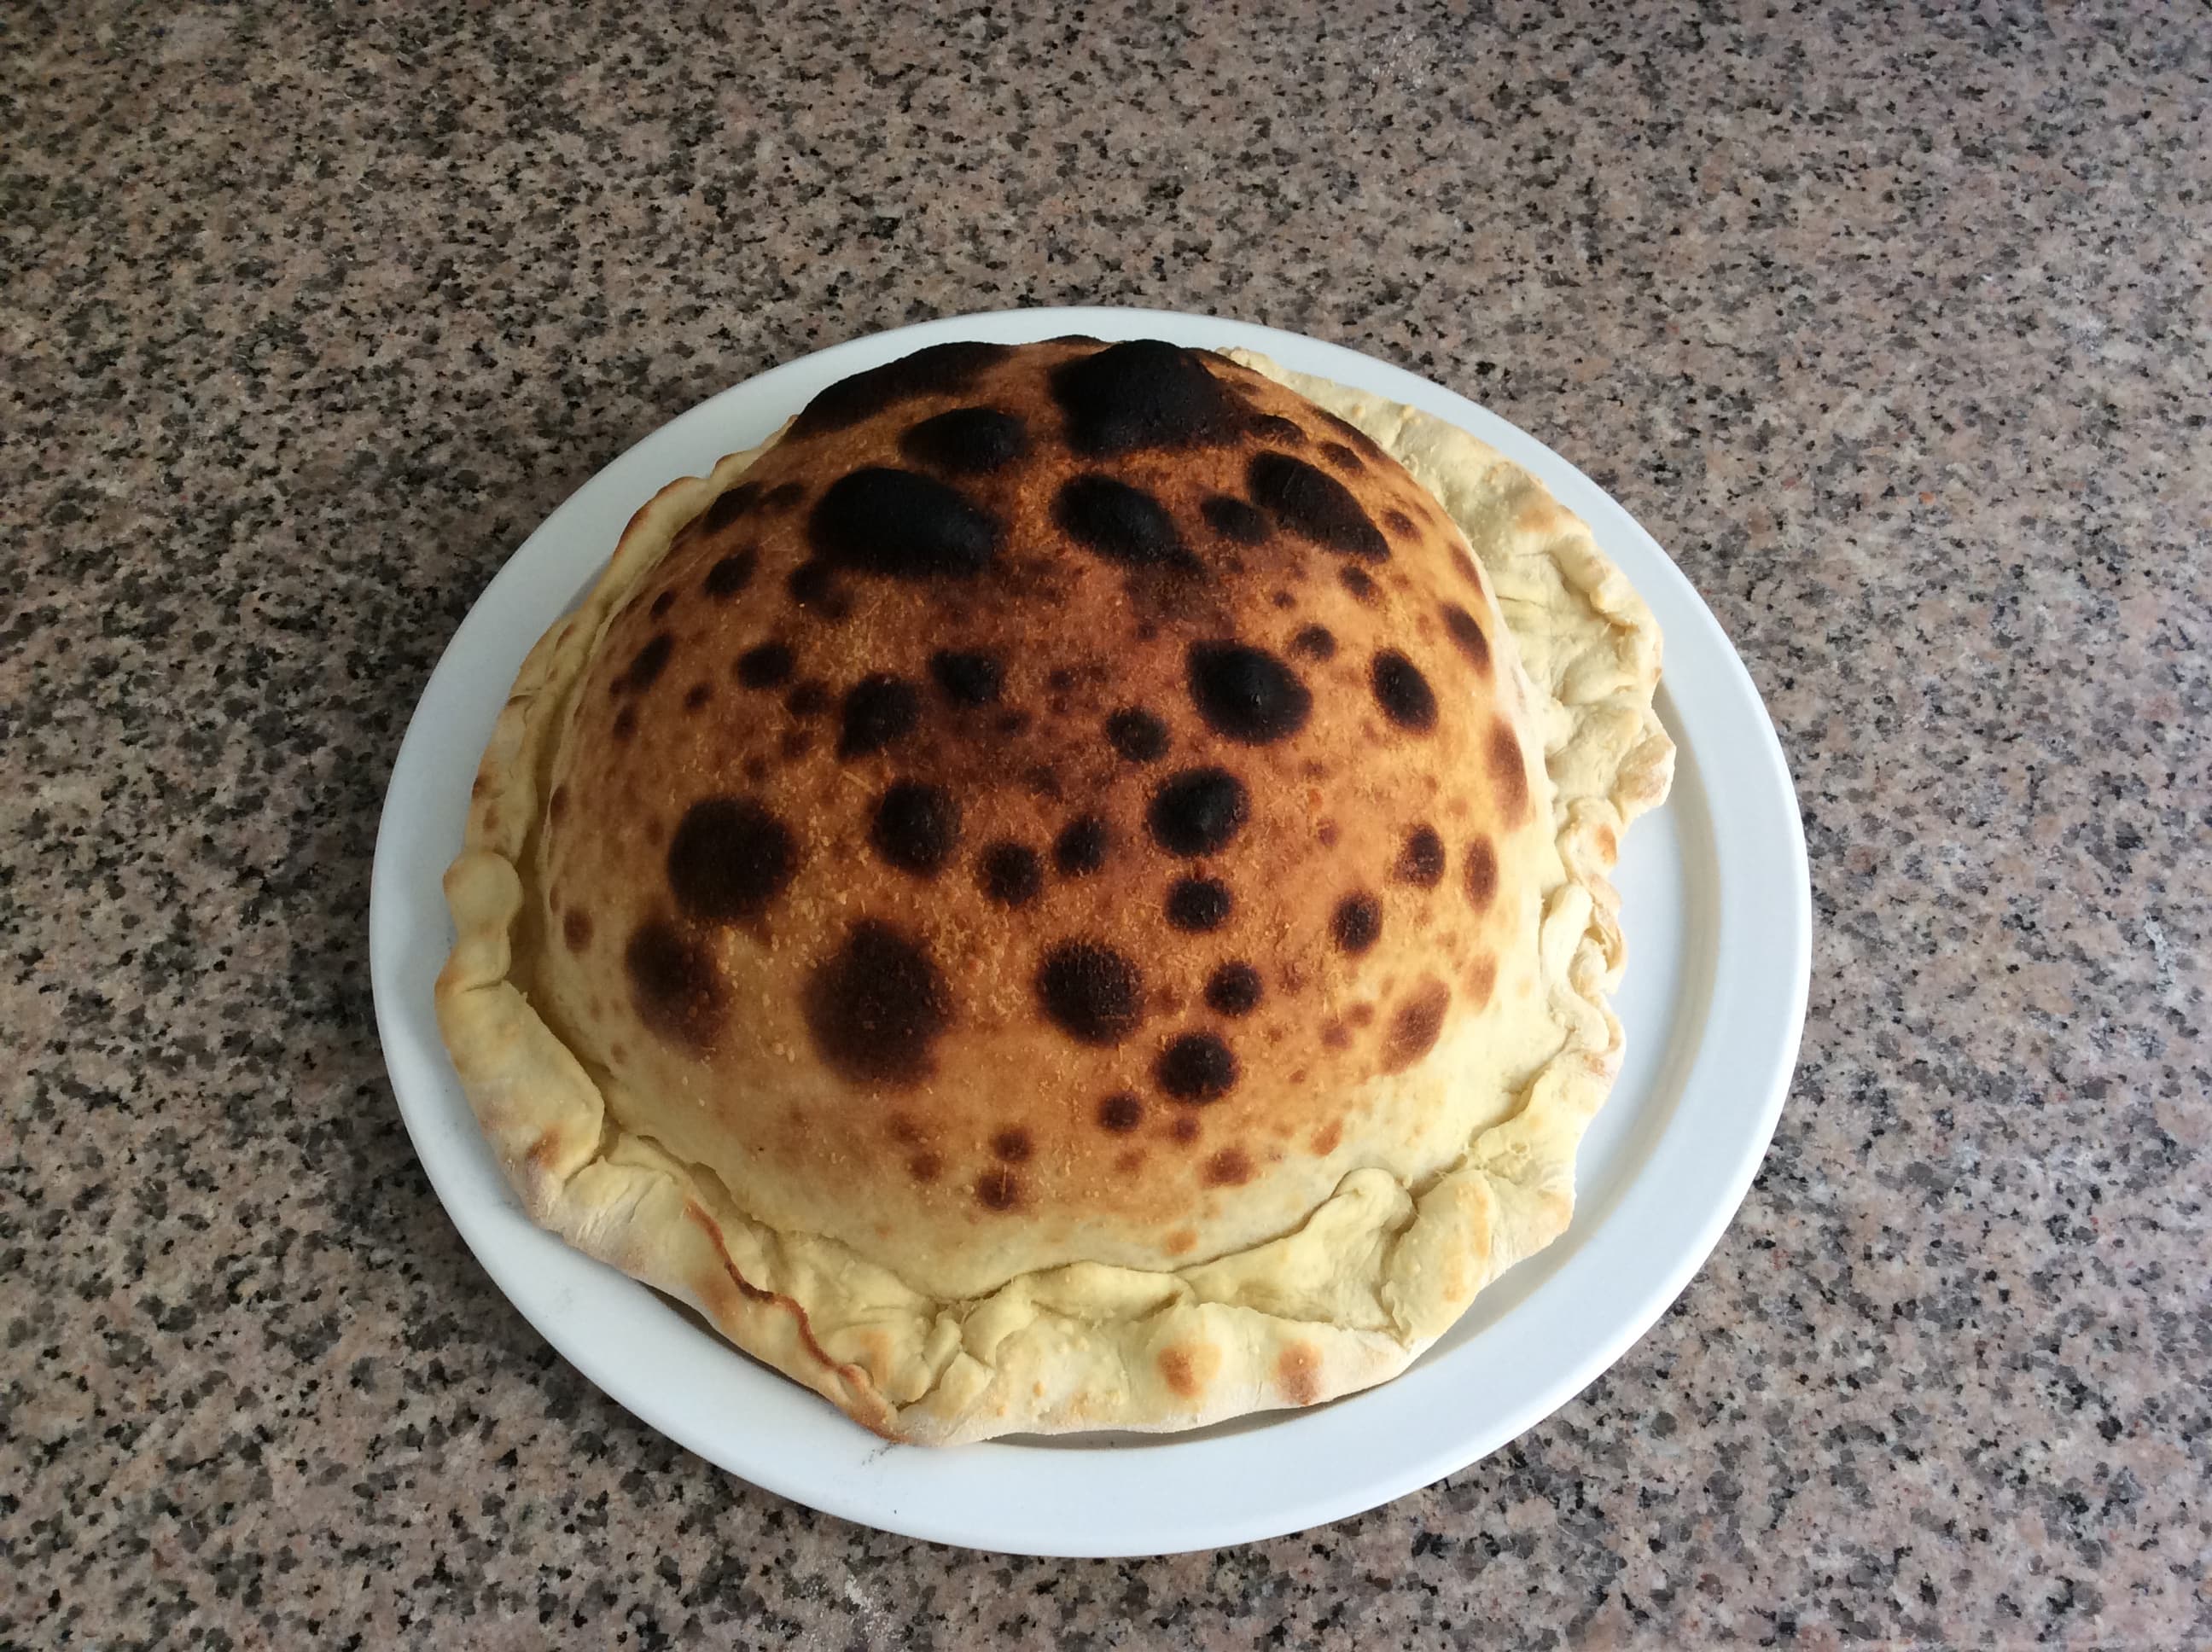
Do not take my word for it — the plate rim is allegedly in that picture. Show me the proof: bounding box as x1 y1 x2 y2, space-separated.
370 303 1811 1556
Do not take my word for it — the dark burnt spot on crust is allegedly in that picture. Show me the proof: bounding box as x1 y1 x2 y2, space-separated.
1394 825 1447 887
667 797 798 924
809 468 1003 580
978 841 1043 907
1339 566 1379 603
975 1167 1022 1211
909 1152 943 1184
626 919 725 1052
1331 892 1382 955
1487 721 1531 821
929 648 1004 706
1464 838 1499 911
870 780 959 875
1384 509 1418 538
1320 440 1364 474
836 673 922 759
1371 650 1437 731
1035 940 1144 1046
778 728 812 762
1321 1020 1350 1050
704 548 757 598
1170 1114 1202 1143
789 340 1014 439
991 1127 1033 1163
761 480 807 515
1246 413 1307 446
901 405 1030 475
649 590 676 620
784 680 832 718
613 633 674 696
735 642 795 689
611 706 637 742
1203 961 1262 1016
1289 624 1336 662
563 909 593 952
1185 641 1312 746
1053 814 1110 876
1382 979 1452 1073
802 917 952 1086
786 561 840 611
1164 875 1232 933
1146 767 1250 857
1248 451 1390 560
1320 410 1385 459
701 481 761 534
1049 338 1245 456
1054 474 1194 569
1106 707 1169 762
1022 764 1063 800
1201 495 1269 544
549 785 570 823
1441 603 1492 675
1097 1092 1144 1133
1203 1147 1255 1187
683 683 713 712
1156 1032 1239 1102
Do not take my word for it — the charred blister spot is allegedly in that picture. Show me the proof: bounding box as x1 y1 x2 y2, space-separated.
1394 825 1447 887
1289 624 1337 662
1164 876 1232 933
1200 495 1269 544
701 481 761 534
978 841 1043 907
1245 413 1307 446
784 680 832 718
668 797 798 924
909 1151 943 1184
1023 764 1063 800
837 673 922 759
612 633 674 696
1441 603 1493 675
1249 451 1389 560
683 683 713 713
1203 1147 1255 1186
649 590 676 620
870 780 959 875
1203 961 1262 1016
1147 767 1250 857
1321 410 1385 459
761 480 807 514
1319 441 1364 474
1339 566 1379 603
1384 509 1417 538
1465 955 1499 1010
808 468 1003 579
789 340 1014 439
900 406 1029 474
991 1127 1033 1164
1185 641 1311 746
929 648 1004 706
786 561 844 614
1053 474 1193 568
626 919 725 1051
1169 1114 1202 1143
1382 979 1452 1073
563 909 594 952
975 1167 1022 1211
1049 338 1244 455
802 918 952 1085
1487 721 1531 821
1098 1092 1144 1133
1156 1032 1239 1102
1464 839 1499 911
1371 650 1437 731
1053 814 1110 876
1036 940 1144 1046
704 548 758 598
1106 707 1169 762
1332 892 1382 955
735 642 795 689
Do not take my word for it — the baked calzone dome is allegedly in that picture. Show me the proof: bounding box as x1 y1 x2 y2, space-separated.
437 338 1673 1443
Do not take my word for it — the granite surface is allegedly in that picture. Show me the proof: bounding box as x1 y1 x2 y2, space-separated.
4 1 2208 1645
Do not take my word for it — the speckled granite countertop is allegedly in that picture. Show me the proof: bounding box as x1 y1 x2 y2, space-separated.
5 3 2207 1645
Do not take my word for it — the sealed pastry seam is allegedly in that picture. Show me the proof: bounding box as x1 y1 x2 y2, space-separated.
435 346 1674 1444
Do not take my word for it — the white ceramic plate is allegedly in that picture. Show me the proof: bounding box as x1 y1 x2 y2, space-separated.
370 306 1810 1557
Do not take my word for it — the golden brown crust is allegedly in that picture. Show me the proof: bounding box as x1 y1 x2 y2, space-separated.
435 340 1673 1442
